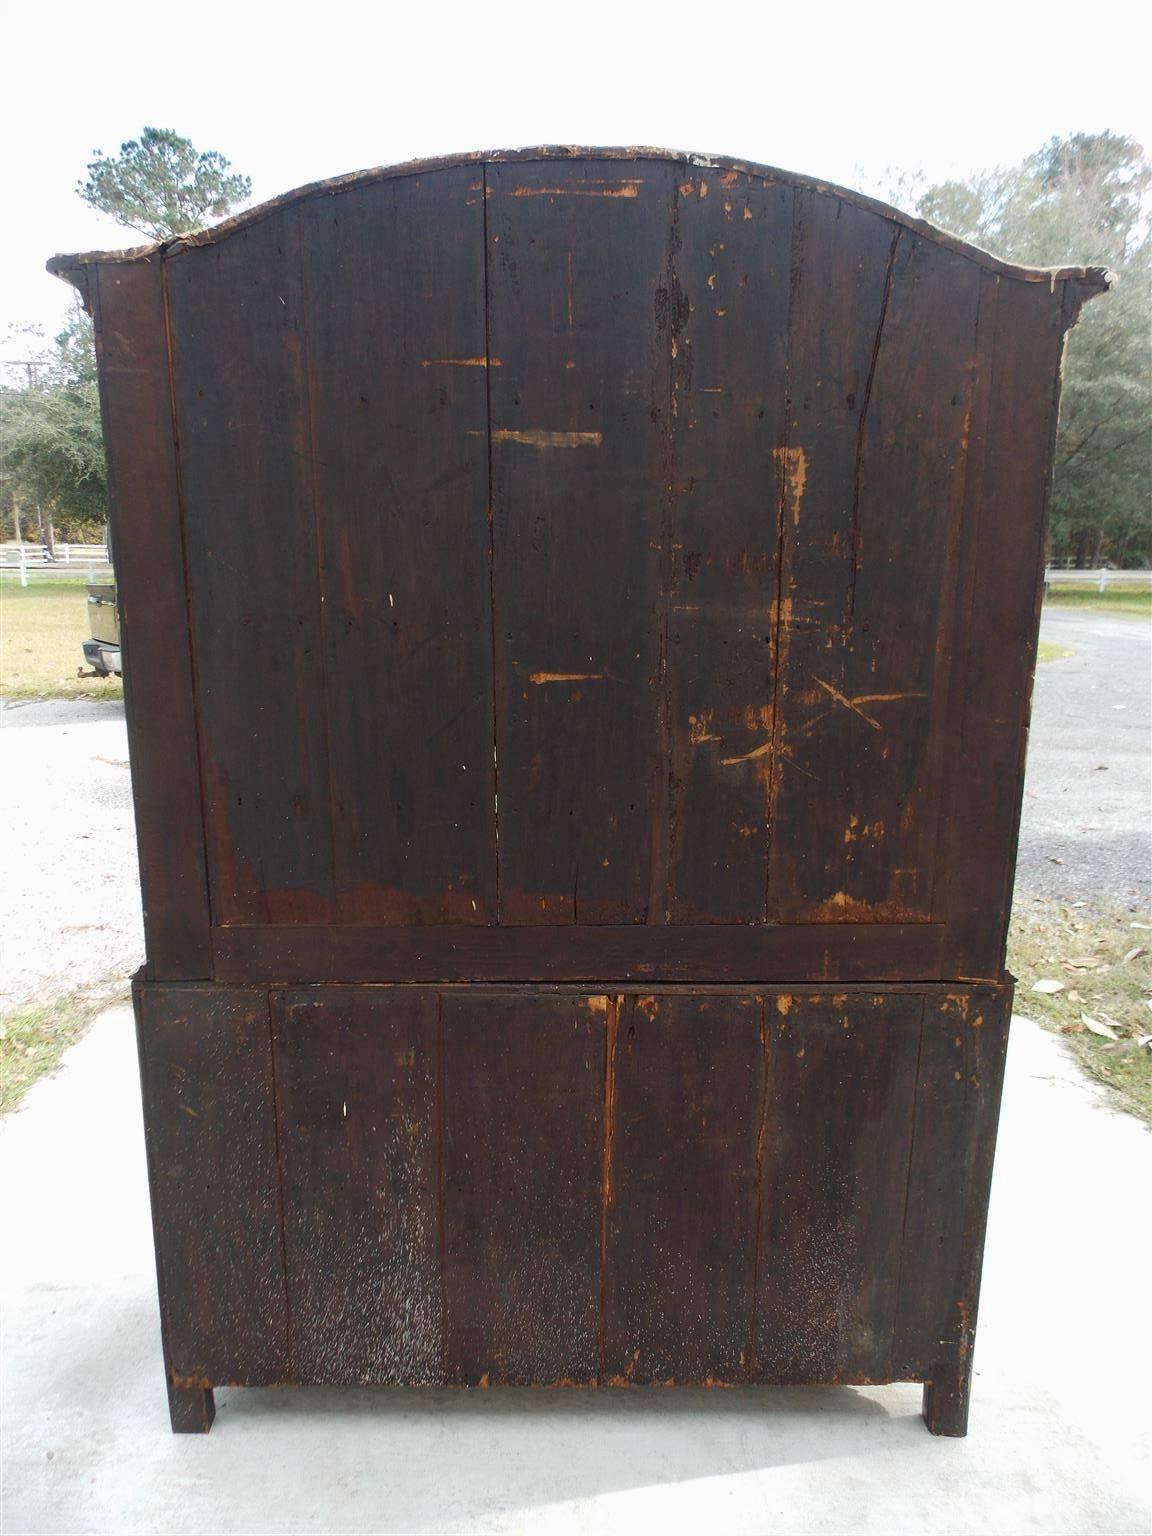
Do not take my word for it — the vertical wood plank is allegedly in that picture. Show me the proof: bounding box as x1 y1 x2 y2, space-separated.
894 988 1011 1380
939 277 1070 976
167 212 334 924
441 991 605 1383
753 991 922 1382
487 158 675 923
766 205 982 924
91 263 210 975
300 170 496 923
271 987 441 1383
666 172 792 922
602 993 766 1382
136 984 289 1385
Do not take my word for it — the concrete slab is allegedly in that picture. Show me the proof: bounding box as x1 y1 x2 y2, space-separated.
2 1006 1149 1535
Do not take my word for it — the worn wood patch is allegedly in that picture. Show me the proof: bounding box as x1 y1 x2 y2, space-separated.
894 987 1011 1377
487 158 675 924
441 991 606 1383
167 211 334 924
753 991 923 1382
602 993 766 1382
300 170 497 924
665 174 792 923
271 987 441 1383
135 985 289 1385
90 263 210 976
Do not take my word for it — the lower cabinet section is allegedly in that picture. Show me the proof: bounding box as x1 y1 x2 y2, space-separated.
135 982 1010 1426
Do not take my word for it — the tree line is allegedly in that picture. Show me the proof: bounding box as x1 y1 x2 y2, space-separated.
1 128 1148 564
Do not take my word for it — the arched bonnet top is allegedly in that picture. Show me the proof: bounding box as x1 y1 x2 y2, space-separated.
47 146 1110 304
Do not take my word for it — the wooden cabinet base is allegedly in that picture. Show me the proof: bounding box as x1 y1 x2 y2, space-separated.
922 1363 974 1437
135 980 1009 1436
166 1384 215 1434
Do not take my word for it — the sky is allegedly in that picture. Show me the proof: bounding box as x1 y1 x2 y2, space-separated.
3 0 1149 349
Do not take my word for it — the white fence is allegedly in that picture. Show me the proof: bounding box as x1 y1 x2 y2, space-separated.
1044 568 1152 592
0 543 113 585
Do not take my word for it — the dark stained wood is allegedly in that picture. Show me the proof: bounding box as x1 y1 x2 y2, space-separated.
299 170 496 924
90 263 210 977
938 278 1071 977
765 202 983 925
753 992 923 1383
487 158 675 924
895 988 1012 1433
271 988 441 1383
602 993 766 1382
166 209 334 925
212 919 945 984
665 172 792 922
167 1384 215 1434
135 985 289 1385
441 991 606 1383
65 150 1096 1434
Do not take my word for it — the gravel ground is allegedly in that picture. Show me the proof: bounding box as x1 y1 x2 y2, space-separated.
0 606 1148 1012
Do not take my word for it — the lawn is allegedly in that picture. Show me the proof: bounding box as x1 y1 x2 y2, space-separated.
1044 583 1151 618
0 580 122 701
0 975 130 1115
1036 640 1073 663
1008 897 1152 1126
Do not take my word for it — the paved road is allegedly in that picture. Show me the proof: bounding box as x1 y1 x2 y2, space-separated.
1017 609 1151 910
1 607 1148 1011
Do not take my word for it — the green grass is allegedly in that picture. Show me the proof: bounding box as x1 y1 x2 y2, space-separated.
1036 641 1074 663
0 579 122 701
1008 898 1152 1126
0 975 130 1115
1044 584 1151 618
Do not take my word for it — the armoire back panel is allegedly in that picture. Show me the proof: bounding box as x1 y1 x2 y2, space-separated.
93 152 1093 970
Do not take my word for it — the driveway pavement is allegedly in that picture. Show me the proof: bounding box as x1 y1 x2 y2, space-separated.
1016 609 1151 909
1 1003 1148 1535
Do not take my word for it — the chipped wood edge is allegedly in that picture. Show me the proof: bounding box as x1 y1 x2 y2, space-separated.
46 146 1111 296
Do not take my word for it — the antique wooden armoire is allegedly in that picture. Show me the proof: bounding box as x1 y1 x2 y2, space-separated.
50 148 1107 1436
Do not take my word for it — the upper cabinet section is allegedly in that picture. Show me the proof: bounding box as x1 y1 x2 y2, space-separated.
55 151 1106 978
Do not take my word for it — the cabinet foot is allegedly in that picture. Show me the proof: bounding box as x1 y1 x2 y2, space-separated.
922 1364 971 1437
167 1382 215 1434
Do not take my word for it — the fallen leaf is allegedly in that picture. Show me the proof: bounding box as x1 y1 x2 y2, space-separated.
1032 979 1065 994
1122 946 1146 963
1068 990 1084 1003
1063 956 1103 970
1081 1014 1119 1040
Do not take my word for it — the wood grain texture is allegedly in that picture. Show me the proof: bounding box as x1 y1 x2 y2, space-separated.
271 988 441 1383
167 209 334 925
212 919 945 984
665 172 792 922
938 277 1072 976
135 985 288 1385
765 200 983 926
753 991 923 1382
895 988 1012 1382
602 993 766 1382
300 170 496 924
90 263 210 977
487 159 674 924
441 991 606 1383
